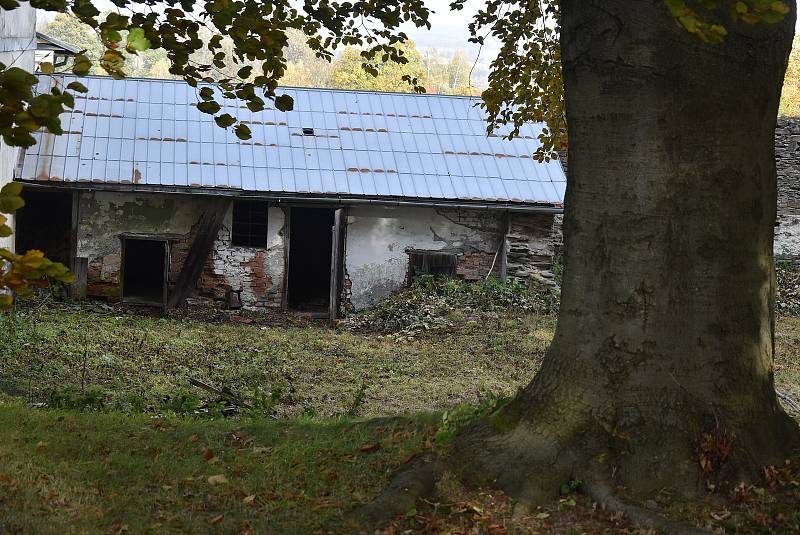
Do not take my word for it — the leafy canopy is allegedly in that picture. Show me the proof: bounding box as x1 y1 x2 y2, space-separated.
0 0 793 155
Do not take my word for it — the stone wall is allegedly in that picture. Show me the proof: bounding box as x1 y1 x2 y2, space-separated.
505 212 559 286
776 117 800 259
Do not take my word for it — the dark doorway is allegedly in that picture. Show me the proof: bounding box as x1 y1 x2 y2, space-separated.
121 238 167 305
288 207 335 312
15 189 72 265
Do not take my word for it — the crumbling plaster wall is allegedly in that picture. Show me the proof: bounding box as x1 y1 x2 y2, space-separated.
76 191 285 306
343 205 506 310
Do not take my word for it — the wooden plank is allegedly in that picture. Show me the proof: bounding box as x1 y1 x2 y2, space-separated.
167 198 231 308
70 257 88 300
329 208 345 321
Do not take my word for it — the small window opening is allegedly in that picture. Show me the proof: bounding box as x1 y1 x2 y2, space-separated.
122 238 167 305
408 251 457 282
302 127 315 136
232 200 269 247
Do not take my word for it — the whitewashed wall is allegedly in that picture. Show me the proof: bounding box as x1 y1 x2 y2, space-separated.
343 205 504 309
0 5 36 252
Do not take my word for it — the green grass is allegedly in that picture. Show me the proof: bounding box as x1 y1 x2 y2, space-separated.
0 402 439 534
0 302 554 417
1 303 799 533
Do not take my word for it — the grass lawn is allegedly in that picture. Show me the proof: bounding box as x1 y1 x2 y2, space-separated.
0 302 799 533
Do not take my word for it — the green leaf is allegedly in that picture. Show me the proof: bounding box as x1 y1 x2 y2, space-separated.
197 101 221 114
237 66 253 79
234 123 252 140
39 62 54 74
126 28 152 52
274 94 294 112
72 54 92 76
66 81 88 93
199 87 215 101
214 113 236 128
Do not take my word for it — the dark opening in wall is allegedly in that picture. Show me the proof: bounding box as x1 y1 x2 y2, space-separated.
122 238 167 305
288 207 335 312
408 251 457 282
232 200 268 247
15 189 72 265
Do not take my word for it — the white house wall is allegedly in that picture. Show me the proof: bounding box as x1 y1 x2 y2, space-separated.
343 205 506 309
0 4 36 252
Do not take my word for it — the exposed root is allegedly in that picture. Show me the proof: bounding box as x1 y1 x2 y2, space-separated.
585 479 711 535
345 452 442 532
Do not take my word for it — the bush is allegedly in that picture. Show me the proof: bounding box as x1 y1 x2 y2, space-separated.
341 276 560 339
777 261 800 316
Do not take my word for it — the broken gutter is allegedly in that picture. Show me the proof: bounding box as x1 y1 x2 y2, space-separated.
16 180 564 214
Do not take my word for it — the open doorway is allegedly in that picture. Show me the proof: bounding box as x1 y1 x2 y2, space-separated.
15 189 73 265
121 237 168 306
288 207 335 312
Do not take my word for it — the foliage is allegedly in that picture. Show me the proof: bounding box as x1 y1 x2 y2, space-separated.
331 41 427 93
422 48 474 95
0 183 73 309
450 0 792 161
777 261 800 316
342 276 560 339
1 0 434 145
781 48 800 116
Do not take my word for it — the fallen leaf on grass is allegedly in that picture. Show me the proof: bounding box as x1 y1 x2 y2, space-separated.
188 434 199 443
202 448 216 462
359 442 381 453
534 512 550 519
36 441 48 450
710 510 731 521
207 514 224 524
207 474 228 485
109 523 128 534
242 494 256 505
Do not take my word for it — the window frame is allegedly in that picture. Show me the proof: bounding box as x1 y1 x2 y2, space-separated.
407 250 458 283
231 199 270 248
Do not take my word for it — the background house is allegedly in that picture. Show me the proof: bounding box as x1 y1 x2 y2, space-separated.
14 75 566 317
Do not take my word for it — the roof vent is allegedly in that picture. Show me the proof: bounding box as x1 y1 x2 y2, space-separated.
302 127 315 136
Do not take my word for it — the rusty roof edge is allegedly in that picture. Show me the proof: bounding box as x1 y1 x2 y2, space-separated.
16 179 564 213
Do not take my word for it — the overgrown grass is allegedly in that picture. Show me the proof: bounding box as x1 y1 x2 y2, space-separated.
0 300 554 417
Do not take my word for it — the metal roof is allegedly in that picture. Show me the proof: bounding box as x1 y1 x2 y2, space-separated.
35 33 81 55
17 75 566 207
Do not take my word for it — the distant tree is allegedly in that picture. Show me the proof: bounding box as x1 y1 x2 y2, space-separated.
780 48 800 115
423 48 473 95
42 13 104 74
331 41 427 92
280 29 333 88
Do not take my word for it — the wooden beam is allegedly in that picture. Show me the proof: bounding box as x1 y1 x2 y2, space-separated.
167 198 231 308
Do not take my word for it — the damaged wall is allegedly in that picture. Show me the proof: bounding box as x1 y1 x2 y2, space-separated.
76 191 285 307
343 205 556 310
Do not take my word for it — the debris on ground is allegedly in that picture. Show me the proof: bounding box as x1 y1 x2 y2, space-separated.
341 276 560 339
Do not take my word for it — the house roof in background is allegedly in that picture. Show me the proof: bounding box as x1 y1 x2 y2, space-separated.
35 32 81 55
17 75 566 208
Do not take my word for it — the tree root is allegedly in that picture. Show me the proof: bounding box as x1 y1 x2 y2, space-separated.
585 479 711 535
344 452 442 533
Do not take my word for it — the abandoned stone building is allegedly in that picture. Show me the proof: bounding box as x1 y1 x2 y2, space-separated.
13 75 566 317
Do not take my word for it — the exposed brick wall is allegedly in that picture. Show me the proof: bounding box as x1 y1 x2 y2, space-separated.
456 251 499 281
86 254 121 299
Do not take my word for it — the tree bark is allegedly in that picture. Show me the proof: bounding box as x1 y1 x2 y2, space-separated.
453 0 800 504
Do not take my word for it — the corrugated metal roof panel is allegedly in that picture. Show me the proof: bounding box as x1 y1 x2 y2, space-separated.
18 75 565 206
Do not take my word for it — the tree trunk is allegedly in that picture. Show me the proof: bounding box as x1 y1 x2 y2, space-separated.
453 0 800 504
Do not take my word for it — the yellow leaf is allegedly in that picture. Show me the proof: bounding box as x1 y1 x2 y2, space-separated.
39 62 54 74
735 1 748 14
242 494 256 504
772 1 790 14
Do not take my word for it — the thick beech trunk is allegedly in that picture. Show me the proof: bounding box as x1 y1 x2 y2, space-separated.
453 0 800 503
